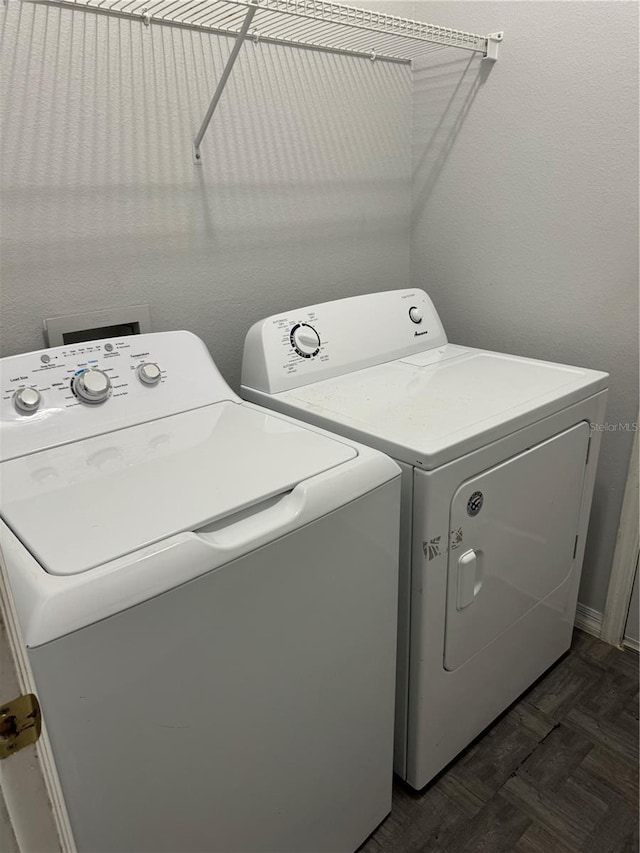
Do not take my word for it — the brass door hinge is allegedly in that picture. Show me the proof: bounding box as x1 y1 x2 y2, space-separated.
0 693 42 759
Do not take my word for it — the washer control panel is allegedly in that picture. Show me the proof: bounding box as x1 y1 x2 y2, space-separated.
242 288 448 395
4 339 166 418
0 331 235 461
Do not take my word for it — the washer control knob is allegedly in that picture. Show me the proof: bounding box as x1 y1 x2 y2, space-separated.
409 306 423 324
291 324 321 357
13 386 42 414
73 369 111 404
137 362 162 386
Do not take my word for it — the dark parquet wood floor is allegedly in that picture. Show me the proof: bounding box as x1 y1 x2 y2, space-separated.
361 630 639 853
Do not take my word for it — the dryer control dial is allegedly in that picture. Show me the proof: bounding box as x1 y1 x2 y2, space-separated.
409 306 423 324
137 362 162 386
72 369 111 404
290 323 321 358
13 386 42 414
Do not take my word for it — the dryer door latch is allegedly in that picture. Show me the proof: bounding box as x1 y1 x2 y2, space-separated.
0 693 42 760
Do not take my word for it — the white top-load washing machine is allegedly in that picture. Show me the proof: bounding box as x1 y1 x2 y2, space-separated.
0 330 401 853
241 289 609 791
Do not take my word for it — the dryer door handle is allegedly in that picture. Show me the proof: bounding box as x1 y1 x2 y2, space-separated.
457 549 481 610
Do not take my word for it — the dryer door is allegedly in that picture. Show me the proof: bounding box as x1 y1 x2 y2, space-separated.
444 421 590 671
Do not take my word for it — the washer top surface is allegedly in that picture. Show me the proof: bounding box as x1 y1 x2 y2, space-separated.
277 345 608 469
0 401 356 576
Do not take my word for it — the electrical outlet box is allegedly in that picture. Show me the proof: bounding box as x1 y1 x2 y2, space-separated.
44 305 151 347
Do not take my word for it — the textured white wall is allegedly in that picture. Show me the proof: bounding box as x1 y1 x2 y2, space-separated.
0 1 411 387
410 1 638 613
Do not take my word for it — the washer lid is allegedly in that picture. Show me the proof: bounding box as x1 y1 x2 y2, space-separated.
0 402 356 576
282 346 608 469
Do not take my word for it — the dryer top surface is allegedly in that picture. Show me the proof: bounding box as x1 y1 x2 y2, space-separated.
278 345 608 468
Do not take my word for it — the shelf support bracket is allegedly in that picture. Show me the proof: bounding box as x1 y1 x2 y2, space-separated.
485 32 503 62
193 3 257 165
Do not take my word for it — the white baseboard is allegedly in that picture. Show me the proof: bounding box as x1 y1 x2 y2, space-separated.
575 604 638 651
574 603 603 639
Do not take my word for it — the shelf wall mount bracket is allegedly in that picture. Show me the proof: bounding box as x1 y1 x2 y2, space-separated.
193 2 257 165
485 32 503 62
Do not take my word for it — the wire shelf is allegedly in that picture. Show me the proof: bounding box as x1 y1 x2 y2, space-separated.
22 0 502 162
27 0 499 64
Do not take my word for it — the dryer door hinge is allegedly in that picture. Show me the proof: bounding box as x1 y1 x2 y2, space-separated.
585 435 592 466
0 693 42 759
573 534 579 560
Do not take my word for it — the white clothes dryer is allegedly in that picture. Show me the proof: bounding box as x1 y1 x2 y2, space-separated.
241 289 609 790
0 330 401 852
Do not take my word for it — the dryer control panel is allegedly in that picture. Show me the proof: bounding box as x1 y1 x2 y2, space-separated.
242 289 448 395
0 331 237 460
